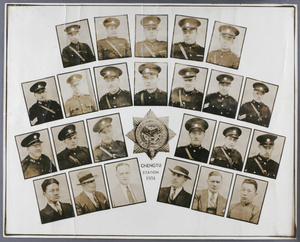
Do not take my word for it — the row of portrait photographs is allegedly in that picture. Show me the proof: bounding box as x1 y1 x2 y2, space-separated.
175 114 285 179
157 158 268 224
22 62 278 128
33 158 146 224
15 113 128 179
56 15 246 69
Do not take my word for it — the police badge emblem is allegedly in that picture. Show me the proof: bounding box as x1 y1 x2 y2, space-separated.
126 109 176 159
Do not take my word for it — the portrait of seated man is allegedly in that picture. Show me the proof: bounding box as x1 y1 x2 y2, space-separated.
134 62 167 106
135 15 167 58
96 16 131 60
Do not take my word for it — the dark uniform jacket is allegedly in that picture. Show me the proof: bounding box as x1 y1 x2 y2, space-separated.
29 100 63 125
157 187 192 208
175 144 209 163
210 146 243 171
207 49 240 69
171 42 204 61
244 154 279 179
62 42 95 68
135 40 167 57
97 37 131 60
93 140 127 162
134 89 167 106
57 146 92 170
75 191 110 215
169 87 203 111
238 100 271 127
40 202 74 224
65 94 96 117
99 89 132 110
22 154 57 179
227 202 260 224
203 92 238 118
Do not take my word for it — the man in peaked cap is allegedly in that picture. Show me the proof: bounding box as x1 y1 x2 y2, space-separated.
175 117 209 163
75 169 110 215
244 134 279 179
92 117 127 162
134 63 167 106
97 17 131 60
20 132 57 179
171 17 204 61
169 67 204 110
28 81 63 125
238 82 271 127
135 16 167 58
157 165 192 208
56 124 92 170
61 23 95 68
207 24 240 69
203 74 238 118
64 73 97 117
210 127 243 171
99 66 132 110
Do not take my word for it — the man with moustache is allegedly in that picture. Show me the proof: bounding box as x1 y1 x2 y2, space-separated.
169 67 204 110
56 124 92 170
135 16 167 58
97 17 131 60
99 66 132 110
175 117 209 163
210 127 243 171
171 18 204 61
192 170 227 216
61 24 95 68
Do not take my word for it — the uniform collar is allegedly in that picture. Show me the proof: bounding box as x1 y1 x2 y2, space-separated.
252 99 262 105
145 39 158 45
70 42 80 47
182 42 197 47
146 88 159 94
182 88 197 95
222 145 233 152
28 155 42 163
217 92 228 98
101 140 116 148
109 89 122 96
219 49 231 53
67 146 80 153
257 154 269 162
189 144 203 149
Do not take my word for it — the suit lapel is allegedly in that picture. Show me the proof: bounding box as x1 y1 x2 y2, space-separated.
81 192 97 212
201 190 208 211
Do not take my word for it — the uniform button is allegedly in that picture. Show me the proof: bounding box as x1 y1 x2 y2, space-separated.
264 162 266 165
250 115 252 117
193 108 195 110
183 102 185 104
212 105 214 107
42 114 45 116
114 106 116 108
193 150 196 152
221 104 223 107
185 94 187 97
149 97 151 99
81 104 84 106
221 112 223 114
222 98 224 100
52 115 54 117
254 171 256 174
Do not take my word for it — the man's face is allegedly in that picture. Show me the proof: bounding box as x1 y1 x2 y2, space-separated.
240 183 257 204
70 81 82 95
63 134 79 150
218 82 231 96
224 136 238 149
27 143 42 159
116 165 131 185
170 172 187 189
219 34 234 51
259 145 274 159
183 28 198 45
68 31 80 44
81 179 97 193
189 130 205 147
99 126 113 144
106 26 118 38
207 175 223 193
144 26 158 42
182 77 197 92
253 90 265 103
43 183 60 204
34 89 47 102
105 77 120 94
142 74 159 92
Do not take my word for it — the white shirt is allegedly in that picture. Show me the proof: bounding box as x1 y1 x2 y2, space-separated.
48 201 62 212
119 184 136 203
169 186 183 199
84 190 98 206
208 191 219 207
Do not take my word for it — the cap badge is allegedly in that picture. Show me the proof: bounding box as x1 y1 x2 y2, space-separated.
149 20 153 24
111 21 115 24
186 72 189 75
145 68 149 73
71 27 75 31
38 85 41 88
33 135 37 139
101 121 105 125
68 129 72 133
267 138 270 142
107 71 110 75
224 77 227 81
195 124 198 127
226 29 230 33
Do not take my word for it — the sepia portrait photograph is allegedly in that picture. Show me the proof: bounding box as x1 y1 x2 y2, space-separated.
33 173 75 224
134 62 168 106
56 19 96 68
51 121 93 171
57 68 98 118
94 63 132 110
237 78 278 128
171 15 208 61
244 130 285 179
104 158 146 208
15 129 57 179
95 15 132 60
175 114 216 163
86 113 128 163
203 69 244 119
192 166 233 217
206 21 246 69
69 166 110 216
227 175 268 224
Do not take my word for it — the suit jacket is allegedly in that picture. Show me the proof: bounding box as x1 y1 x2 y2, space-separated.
75 191 110 215
40 202 74 224
192 189 227 216
157 187 192 208
110 183 145 207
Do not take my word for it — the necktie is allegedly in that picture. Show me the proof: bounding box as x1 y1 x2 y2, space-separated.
93 192 101 209
208 193 216 208
54 202 62 216
126 186 135 204
168 188 176 203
